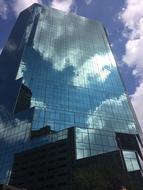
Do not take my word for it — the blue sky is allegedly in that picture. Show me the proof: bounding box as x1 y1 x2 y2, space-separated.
0 0 143 128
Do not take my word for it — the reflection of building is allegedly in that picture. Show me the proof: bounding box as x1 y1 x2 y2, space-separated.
10 128 74 190
0 3 143 189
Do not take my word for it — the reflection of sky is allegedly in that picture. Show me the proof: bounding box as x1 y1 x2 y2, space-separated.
73 54 112 86
75 127 118 159
15 7 137 133
32 8 117 84
87 94 137 133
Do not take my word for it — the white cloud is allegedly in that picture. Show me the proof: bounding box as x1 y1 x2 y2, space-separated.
0 0 43 19
12 0 42 16
50 0 74 12
0 0 8 19
119 0 143 129
130 82 143 129
119 0 143 78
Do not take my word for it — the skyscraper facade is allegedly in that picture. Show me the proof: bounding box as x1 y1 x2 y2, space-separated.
0 3 143 189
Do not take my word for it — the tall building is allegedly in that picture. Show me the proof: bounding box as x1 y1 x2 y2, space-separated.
0 3 143 190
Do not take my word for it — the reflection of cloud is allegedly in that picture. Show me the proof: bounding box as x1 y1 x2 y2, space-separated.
73 54 114 87
76 127 118 159
0 106 12 128
33 9 116 88
16 61 27 80
87 94 136 132
0 105 68 183
31 99 47 108
0 107 31 143
33 9 106 68
18 7 127 132
1 119 31 144
0 107 32 183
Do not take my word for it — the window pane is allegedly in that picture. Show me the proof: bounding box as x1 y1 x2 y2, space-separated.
123 151 140 172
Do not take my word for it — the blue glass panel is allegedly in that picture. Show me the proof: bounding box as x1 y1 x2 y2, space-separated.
123 151 140 172
75 127 118 159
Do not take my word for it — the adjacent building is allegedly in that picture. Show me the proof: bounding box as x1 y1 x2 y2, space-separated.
0 3 143 189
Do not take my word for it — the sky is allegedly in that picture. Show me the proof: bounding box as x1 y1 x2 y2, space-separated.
0 0 143 129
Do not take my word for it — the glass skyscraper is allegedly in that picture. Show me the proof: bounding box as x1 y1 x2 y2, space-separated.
0 3 143 189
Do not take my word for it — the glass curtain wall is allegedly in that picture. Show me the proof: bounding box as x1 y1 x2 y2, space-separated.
17 6 137 135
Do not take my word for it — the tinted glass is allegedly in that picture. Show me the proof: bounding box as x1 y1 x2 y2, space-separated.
16 7 137 134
